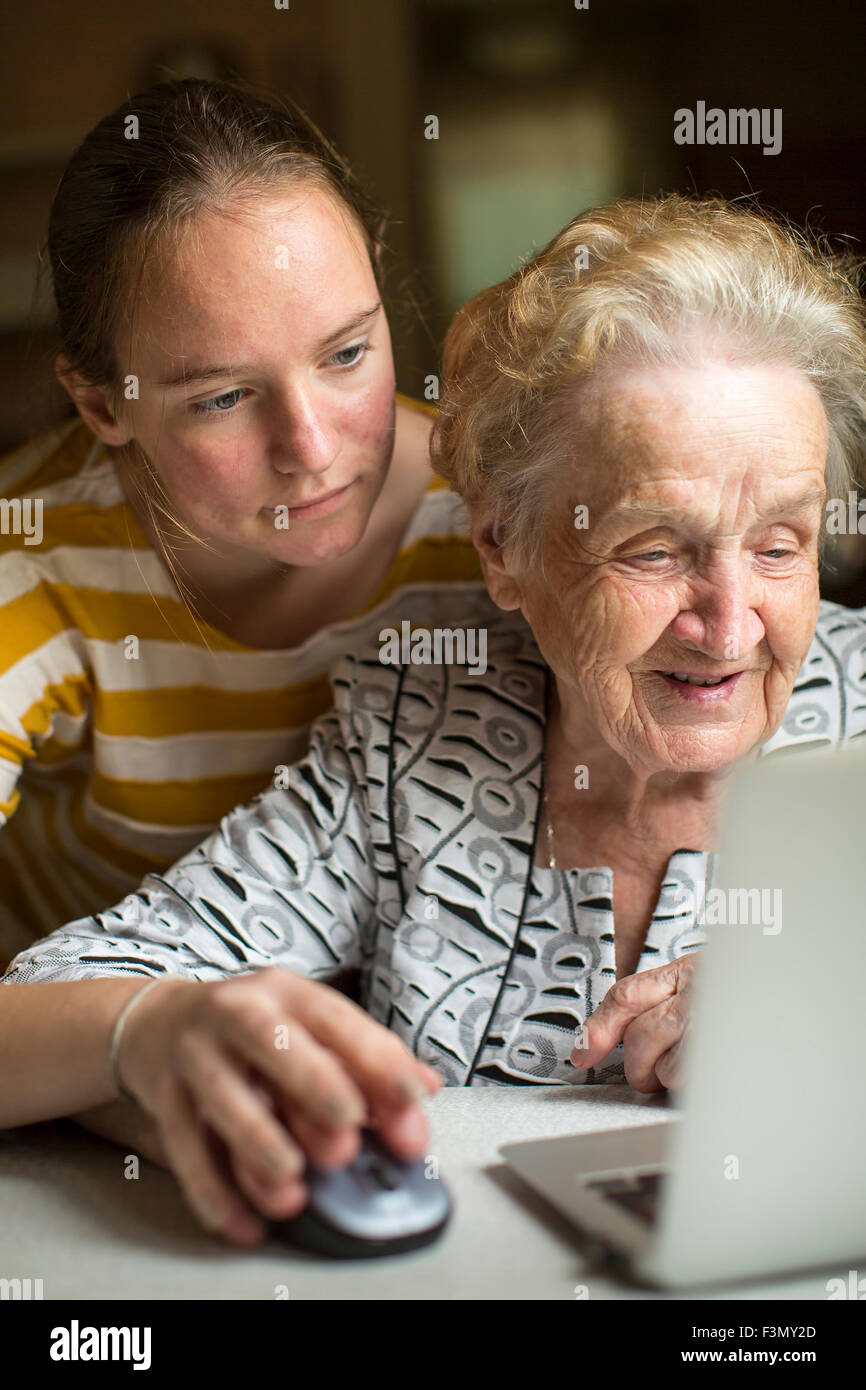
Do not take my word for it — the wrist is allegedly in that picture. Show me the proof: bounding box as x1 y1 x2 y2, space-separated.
112 975 199 1107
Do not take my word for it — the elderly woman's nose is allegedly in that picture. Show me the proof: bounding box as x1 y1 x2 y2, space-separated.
268 386 341 476
670 575 763 656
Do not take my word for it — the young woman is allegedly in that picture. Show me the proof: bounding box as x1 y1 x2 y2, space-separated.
0 78 492 1215
0 77 491 959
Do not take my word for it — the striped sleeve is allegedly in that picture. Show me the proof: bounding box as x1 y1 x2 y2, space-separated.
0 663 378 984
0 548 90 826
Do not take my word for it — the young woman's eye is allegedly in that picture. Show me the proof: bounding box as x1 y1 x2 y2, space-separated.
191 388 246 415
327 340 370 369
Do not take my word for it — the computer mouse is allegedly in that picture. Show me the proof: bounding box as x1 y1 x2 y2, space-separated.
268 1126 453 1259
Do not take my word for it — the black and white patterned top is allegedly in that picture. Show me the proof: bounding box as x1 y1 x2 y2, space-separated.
4 599 866 1087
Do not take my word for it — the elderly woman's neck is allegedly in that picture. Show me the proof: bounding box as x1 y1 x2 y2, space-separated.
546 680 744 845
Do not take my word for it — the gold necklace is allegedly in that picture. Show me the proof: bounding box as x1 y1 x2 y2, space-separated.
543 785 557 870
543 670 557 870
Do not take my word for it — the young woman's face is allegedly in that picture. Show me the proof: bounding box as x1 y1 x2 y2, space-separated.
116 186 397 567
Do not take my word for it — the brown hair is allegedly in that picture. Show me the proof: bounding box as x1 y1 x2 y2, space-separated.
431 193 866 567
41 77 388 601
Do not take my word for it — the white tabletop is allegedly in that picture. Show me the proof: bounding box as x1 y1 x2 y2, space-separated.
0 1085 834 1300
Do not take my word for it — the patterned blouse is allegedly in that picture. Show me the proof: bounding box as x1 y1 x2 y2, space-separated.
3 599 866 1087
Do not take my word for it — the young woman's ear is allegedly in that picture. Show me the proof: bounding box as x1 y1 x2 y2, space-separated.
470 504 523 612
54 355 134 446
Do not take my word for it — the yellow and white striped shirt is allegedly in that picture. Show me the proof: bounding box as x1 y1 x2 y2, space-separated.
0 399 493 968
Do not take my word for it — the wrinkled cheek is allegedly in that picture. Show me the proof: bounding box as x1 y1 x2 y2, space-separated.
776 578 820 648
764 664 798 729
603 669 643 726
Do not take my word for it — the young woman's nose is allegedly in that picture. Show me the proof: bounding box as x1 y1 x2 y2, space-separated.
267 386 341 476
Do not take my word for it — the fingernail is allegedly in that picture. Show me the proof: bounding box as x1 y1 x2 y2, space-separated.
394 1075 428 1105
198 1198 225 1231
324 1097 366 1127
397 1105 428 1145
264 1147 303 1179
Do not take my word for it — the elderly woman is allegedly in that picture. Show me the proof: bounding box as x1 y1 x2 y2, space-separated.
3 194 866 1249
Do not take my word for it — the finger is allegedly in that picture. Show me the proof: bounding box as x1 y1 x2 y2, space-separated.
276 1076 431 1166
284 1098 432 1167
245 1071 357 1167
208 983 374 1129
229 1074 314 1215
275 1099 365 1169
204 988 376 1131
653 1043 680 1093
366 1098 432 1161
570 959 688 1066
175 1032 307 1182
258 969 442 1114
654 1027 690 1092
230 1157 309 1221
156 1079 267 1246
620 992 691 1092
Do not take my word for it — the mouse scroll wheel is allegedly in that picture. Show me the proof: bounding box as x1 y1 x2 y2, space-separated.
367 1158 401 1191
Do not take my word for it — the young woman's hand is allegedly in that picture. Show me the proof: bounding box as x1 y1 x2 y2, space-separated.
116 967 442 1245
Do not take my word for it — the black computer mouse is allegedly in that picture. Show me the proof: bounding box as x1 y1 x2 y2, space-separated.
268 1127 453 1259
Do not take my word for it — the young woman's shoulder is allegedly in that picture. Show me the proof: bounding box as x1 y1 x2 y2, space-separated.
0 416 100 498
395 391 437 422
393 391 435 474
0 416 147 555
0 415 161 638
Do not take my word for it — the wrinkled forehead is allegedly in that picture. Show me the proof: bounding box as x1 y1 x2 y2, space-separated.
553 362 828 492
575 359 822 434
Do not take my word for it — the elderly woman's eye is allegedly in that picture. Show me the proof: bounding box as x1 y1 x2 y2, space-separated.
635 550 671 563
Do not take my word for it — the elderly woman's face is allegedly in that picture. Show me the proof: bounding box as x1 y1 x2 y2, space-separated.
484 363 829 775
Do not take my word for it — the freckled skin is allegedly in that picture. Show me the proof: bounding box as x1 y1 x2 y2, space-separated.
475 363 829 831
112 187 398 576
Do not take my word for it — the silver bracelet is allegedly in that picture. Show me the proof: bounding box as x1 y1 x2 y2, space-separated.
108 977 165 1105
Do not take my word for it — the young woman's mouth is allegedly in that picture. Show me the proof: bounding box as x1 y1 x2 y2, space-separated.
264 481 355 522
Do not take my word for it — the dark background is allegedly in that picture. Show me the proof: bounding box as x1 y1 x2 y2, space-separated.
2 0 864 595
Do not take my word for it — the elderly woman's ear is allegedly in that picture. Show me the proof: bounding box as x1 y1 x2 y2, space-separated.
470 505 525 612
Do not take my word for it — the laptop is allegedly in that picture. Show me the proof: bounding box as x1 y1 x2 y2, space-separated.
499 738 866 1289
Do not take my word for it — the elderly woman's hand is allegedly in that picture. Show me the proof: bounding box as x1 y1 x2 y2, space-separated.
570 954 699 1092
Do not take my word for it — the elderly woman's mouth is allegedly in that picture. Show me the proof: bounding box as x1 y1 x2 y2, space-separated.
654 670 744 700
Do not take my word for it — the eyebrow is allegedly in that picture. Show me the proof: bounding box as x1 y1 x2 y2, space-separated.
155 303 382 388
613 485 827 525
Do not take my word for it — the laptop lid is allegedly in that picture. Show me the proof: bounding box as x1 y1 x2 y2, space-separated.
635 739 866 1286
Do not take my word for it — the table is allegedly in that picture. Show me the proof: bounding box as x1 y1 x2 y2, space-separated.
0 1085 835 1300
